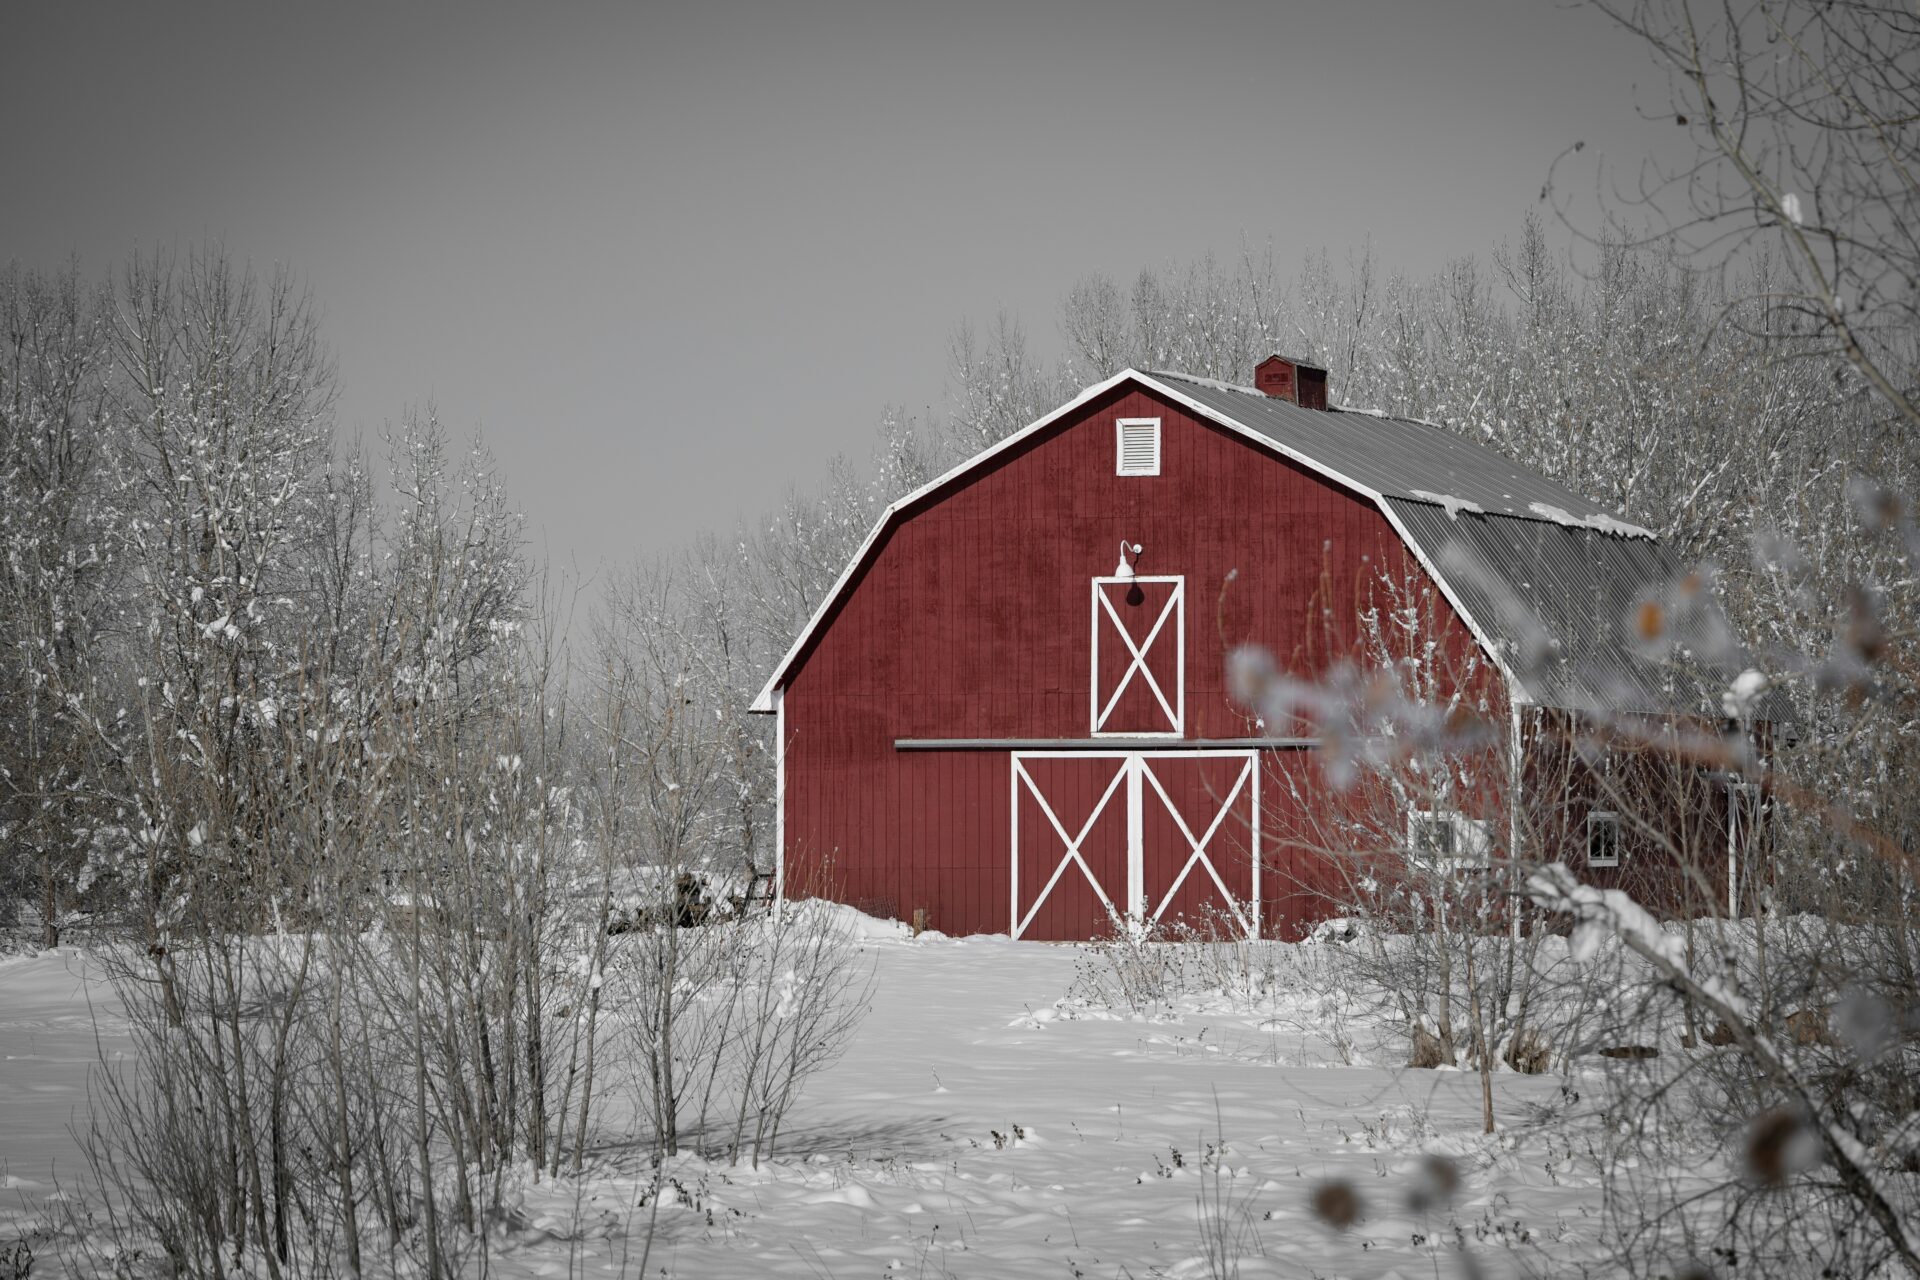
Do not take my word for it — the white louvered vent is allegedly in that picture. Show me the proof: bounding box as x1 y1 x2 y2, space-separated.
1115 418 1160 476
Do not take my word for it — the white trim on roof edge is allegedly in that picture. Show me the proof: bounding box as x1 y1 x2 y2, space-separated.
748 370 1527 713
748 369 1139 713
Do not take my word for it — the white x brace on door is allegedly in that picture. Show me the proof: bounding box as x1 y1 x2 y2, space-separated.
1091 575 1184 736
1011 751 1259 940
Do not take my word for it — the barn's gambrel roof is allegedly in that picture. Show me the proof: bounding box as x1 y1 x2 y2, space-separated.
1150 371 1649 530
751 370 1762 720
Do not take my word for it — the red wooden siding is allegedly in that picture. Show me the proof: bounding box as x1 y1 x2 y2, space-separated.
1521 710 1763 919
780 383 1491 939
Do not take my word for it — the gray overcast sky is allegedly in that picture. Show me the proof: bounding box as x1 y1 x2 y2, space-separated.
2 0 1669 573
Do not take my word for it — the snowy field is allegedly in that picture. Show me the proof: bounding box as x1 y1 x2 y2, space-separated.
0 926 1630 1279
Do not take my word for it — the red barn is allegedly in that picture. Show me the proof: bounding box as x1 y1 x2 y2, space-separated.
751 359 1772 940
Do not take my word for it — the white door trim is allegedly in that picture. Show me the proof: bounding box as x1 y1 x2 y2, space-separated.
774 689 786 921
1090 575 1184 737
1011 749 1259 940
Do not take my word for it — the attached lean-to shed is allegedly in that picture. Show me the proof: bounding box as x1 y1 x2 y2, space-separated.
752 358 1770 940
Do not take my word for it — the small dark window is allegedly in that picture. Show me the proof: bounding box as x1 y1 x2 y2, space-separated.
1410 811 1456 861
1407 809 1489 868
1587 811 1621 868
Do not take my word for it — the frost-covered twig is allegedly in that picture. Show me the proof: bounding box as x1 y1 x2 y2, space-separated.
1527 862 1920 1278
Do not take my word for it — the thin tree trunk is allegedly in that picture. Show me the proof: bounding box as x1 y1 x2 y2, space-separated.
407 854 445 1280
40 848 59 949
1433 901 1459 1063
1464 938 1495 1135
329 939 364 1276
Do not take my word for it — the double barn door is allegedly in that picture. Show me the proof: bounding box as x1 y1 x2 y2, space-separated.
1011 751 1259 941
1007 571 1258 939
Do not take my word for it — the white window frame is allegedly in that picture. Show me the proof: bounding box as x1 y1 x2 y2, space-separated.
1406 808 1491 871
1115 418 1161 476
1586 809 1622 868
1090 575 1184 737
1454 814 1492 864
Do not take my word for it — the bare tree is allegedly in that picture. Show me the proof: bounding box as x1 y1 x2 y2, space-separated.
1564 0 1920 432
0 261 120 945
947 310 1070 452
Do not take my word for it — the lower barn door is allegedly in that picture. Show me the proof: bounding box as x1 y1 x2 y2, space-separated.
1138 753 1259 938
1012 752 1259 940
1011 754 1129 940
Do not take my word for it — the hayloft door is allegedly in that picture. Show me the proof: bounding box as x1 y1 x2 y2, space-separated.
1091 576 1184 736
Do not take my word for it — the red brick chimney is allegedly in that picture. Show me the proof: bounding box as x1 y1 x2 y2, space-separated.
1254 355 1329 410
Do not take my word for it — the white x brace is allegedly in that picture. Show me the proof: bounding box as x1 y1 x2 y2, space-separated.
1011 751 1259 940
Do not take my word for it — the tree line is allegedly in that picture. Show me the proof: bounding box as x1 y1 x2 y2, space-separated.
5 215 1912 949
3 206 1916 1279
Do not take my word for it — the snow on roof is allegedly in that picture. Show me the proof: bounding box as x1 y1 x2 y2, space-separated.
1327 402 1446 431
1141 370 1263 398
1527 501 1655 541
1408 489 1486 520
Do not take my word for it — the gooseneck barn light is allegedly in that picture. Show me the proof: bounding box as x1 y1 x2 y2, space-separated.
1115 541 1147 604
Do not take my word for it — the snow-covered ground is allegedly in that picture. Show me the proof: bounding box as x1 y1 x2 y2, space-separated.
0 948 123 1214
0 930 1615 1278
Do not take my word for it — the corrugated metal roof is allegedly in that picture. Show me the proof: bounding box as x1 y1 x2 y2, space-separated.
1150 371 1623 525
1387 499 1776 719
1147 371 1775 718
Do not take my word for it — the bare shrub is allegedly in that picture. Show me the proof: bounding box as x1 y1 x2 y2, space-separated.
609 899 873 1167
1065 909 1287 1022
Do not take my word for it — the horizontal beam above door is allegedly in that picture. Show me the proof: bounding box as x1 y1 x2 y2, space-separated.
895 737 1315 752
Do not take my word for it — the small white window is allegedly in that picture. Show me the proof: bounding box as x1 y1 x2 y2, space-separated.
1587 810 1621 868
1116 418 1160 476
1407 810 1491 870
